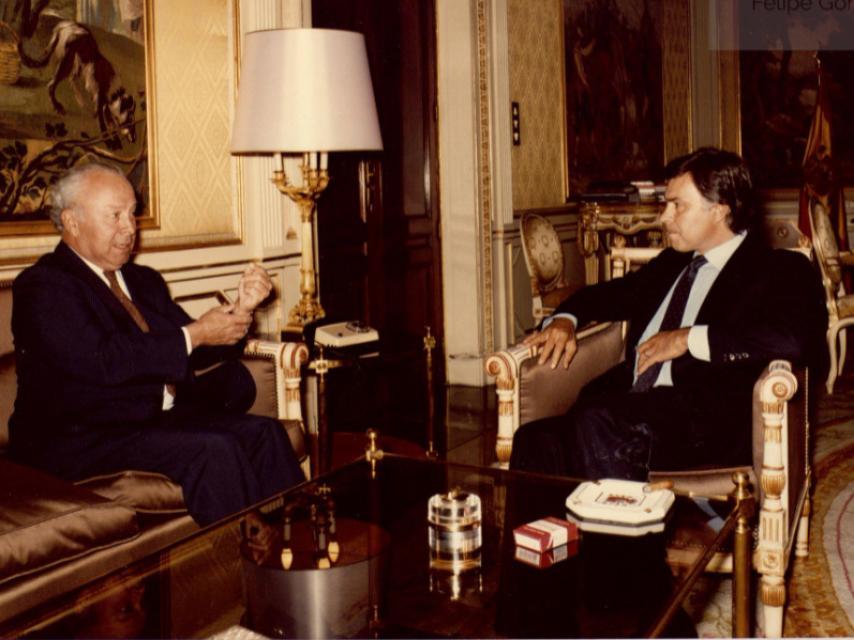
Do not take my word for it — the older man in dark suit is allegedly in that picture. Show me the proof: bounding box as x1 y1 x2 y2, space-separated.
9 162 304 526
510 147 827 480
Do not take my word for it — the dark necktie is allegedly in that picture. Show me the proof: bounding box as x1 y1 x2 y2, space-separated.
104 270 150 333
632 255 708 392
104 270 177 400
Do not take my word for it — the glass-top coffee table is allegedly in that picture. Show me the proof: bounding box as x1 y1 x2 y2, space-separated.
4 452 750 638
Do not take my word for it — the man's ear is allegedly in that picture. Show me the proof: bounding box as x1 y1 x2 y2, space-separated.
60 208 79 236
712 203 731 225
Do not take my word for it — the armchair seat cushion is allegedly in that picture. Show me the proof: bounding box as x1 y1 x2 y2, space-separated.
0 460 139 585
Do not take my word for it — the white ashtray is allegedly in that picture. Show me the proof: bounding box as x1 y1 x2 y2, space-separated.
565 478 675 536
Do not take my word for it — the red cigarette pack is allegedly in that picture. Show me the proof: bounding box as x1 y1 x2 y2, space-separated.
513 516 578 552
514 540 579 569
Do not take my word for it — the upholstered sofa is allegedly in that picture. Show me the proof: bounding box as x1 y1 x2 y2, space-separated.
0 279 309 626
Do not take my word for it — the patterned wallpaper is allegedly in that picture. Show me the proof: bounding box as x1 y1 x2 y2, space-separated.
142 0 240 248
508 0 567 211
662 1 692 162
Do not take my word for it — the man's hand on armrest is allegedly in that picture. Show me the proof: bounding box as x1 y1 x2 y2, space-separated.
186 305 252 348
523 316 578 369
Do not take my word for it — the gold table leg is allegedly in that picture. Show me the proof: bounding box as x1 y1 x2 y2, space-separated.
732 471 756 638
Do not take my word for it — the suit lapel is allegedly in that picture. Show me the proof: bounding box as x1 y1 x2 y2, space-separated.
695 232 765 325
53 242 143 330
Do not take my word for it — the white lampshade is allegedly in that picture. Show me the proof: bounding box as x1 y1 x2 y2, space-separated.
231 28 383 153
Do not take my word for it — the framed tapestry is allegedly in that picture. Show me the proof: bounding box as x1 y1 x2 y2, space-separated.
0 0 155 236
562 0 691 197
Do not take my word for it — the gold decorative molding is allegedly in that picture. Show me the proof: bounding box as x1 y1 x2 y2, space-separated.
759 577 786 607
476 0 494 354
142 0 242 250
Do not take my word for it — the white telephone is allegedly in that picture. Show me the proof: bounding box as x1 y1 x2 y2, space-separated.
315 321 379 348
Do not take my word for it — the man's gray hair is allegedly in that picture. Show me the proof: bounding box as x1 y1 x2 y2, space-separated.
48 162 126 231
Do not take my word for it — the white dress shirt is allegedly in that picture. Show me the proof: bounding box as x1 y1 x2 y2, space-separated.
635 232 745 386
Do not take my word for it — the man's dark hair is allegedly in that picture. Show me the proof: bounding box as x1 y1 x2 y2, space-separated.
664 147 756 233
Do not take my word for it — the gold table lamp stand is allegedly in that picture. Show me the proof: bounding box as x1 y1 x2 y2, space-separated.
274 152 330 332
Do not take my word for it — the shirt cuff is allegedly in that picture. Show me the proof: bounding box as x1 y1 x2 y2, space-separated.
542 312 578 329
687 325 710 361
181 327 193 354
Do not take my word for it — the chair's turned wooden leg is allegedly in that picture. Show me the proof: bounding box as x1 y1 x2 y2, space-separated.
840 329 847 377
760 575 785 638
754 363 798 638
796 486 811 558
733 472 754 638
493 380 514 467
827 327 839 394
485 354 517 467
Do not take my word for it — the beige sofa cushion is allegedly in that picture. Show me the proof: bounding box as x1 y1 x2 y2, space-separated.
0 460 139 585
76 470 186 514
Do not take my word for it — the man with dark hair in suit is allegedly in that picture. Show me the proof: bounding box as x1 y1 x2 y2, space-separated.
510 147 827 479
9 162 304 526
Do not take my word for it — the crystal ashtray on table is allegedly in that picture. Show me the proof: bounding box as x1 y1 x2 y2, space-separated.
565 478 675 536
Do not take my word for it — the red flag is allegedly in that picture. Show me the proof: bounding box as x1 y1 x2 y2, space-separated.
798 55 848 252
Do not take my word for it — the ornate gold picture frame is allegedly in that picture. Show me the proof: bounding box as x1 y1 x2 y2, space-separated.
562 0 691 196
0 0 158 236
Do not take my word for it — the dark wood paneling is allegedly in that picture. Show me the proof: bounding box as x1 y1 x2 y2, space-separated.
312 0 445 446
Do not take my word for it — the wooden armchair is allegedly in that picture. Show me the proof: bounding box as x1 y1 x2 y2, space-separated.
520 212 573 323
486 234 814 637
808 199 854 393
242 338 310 477
486 323 809 637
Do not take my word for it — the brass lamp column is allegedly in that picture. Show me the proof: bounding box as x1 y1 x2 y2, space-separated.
273 152 330 328
231 28 383 333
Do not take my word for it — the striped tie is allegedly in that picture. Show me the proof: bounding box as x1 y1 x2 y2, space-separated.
103 270 150 333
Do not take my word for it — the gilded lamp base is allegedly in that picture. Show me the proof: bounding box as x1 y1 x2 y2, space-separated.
285 298 326 334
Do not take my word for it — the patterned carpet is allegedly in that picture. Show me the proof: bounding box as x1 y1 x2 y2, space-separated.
784 439 854 637
688 370 854 638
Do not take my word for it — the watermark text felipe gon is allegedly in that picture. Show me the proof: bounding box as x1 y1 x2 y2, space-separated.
751 0 854 14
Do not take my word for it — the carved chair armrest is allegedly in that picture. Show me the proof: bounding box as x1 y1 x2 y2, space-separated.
242 339 310 474
242 339 309 423
748 359 813 637
754 360 810 558
485 322 625 466
650 360 804 499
